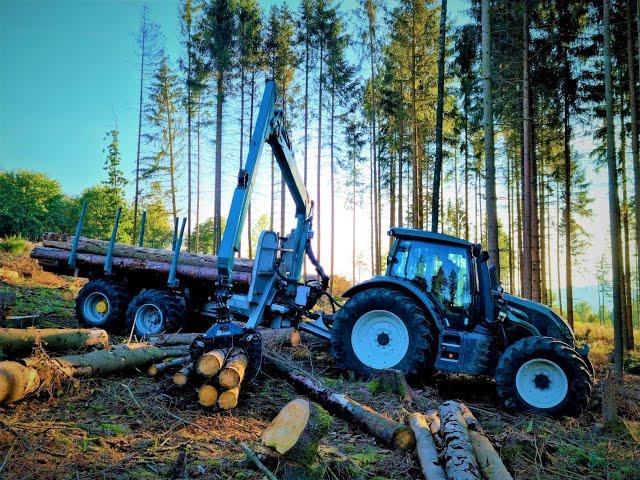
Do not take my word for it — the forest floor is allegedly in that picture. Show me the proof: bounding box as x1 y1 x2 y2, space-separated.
0 251 639 480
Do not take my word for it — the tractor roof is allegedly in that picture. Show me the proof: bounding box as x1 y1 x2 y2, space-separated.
389 227 473 249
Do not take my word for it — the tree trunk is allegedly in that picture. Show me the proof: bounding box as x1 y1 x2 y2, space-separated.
431 0 447 232
522 0 532 299
482 0 499 279
330 85 335 291
438 401 481 480
196 349 227 377
556 181 563 315
317 42 324 263
563 53 574 327
186 24 193 252
133 8 147 244
0 344 189 404
539 146 547 305
218 385 241 409
531 120 541 302
464 95 470 240
603 0 625 377
218 348 248 389
148 355 191 376
198 382 219 407
0 328 108 354
620 90 634 350
196 105 201 252
165 77 178 220
410 412 447 480
214 70 224 251
264 354 415 450
173 363 193 386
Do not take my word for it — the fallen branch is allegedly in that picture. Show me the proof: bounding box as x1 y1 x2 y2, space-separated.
263 353 415 450
240 442 278 480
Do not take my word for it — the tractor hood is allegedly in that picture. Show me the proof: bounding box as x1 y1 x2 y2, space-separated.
501 293 575 346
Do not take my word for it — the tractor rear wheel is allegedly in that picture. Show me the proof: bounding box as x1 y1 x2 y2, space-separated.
495 336 592 417
125 290 186 338
75 279 129 329
331 288 435 378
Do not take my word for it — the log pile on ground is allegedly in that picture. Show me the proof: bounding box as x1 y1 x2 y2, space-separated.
31 232 254 287
409 400 513 480
148 346 250 411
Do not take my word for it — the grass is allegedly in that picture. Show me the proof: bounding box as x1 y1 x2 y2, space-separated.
0 235 31 256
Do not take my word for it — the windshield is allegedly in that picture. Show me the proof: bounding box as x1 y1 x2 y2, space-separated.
389 239 472 321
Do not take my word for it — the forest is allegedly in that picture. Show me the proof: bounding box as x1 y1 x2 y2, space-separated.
1 0 640 478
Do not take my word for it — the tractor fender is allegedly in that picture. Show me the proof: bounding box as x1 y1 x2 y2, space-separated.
341 276 445 331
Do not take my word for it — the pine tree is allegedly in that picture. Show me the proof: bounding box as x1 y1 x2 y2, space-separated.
102 127 128 198
431 0 447 232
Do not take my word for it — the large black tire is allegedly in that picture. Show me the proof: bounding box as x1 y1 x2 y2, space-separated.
125 289 186 338
75 279 129 329
495 336 592 417
330 288 436 378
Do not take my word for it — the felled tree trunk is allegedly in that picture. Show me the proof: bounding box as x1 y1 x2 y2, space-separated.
410 412 447 480
264 353 415 450
371 368 412 402
218 386 241 410
196 349 227 377
42 233 255 272
0 328 109 355
438 401 481 480
198 383 219 407
148 355 191 377
263 398 332 465
458 403 513 480
0 344 189 404
218 349 248 389
149 333 200 346
173 364 194 387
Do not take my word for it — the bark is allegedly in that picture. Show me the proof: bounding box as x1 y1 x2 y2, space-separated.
196 349 227 377
438 401 481 480
531 122 541 302
0 344 189 404
539 149 547 305
133 7 147 243
330 85 335 291
410 412 447 480
148 355 191 377
218 386 241 409
317 42 324 263
262 398 331 465
264 353 415 450
214 70 224 251
31 247 252 286
198 382 219 407
165 73 178 220
620 93 634 351
431 0 447 232
563 53 574 327
601 376 619 424
522 1 533 299
41 233 255 272
603 0 625 377
149 333 200 346
0 328 108 355
218 348 248 389
482 0 499 279
240 442 278 480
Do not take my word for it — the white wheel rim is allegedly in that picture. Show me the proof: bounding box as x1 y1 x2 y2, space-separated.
82 292 110 325
134 303 164 336
515 358 569 409
351 310 409 369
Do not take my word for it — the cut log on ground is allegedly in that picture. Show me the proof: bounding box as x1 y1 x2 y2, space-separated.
148 355 191 377
458 403 513 480
0 328 109 355
218 348 248 389
173 364 193 387
198 383 219 407
31 247 252 287
149 333 200 347
196 349 227 377
263 353 415 450
262 398 332 465
0 343 189 404
438 401 481 480
42 233 256 272
370 368 412 402
218 386 241 410
410 412 447 480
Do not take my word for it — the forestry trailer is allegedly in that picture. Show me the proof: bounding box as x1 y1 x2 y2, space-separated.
35 80 593 416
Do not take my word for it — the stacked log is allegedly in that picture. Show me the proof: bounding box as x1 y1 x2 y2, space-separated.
409 401 513 480
0 327 109 355
31 233 255 287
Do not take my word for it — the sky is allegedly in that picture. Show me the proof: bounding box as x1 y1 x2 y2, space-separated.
0 0 615 308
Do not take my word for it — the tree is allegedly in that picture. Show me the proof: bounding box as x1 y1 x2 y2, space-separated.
140 180 173 248
102 127 128 196
133 6 162 244
196 0 237 251
78 185 132 243
603 0 624 377
145 56 182 219
431 0 447 232
481 0 499 280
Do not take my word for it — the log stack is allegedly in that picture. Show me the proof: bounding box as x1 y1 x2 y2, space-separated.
148 346 250 411
31 233 255 288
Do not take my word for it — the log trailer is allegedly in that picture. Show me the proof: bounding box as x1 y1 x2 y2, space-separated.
33 80 593 416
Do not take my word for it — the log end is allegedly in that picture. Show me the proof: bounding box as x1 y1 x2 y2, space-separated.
218 387 240 410
393 426 416 451
196 350 225 377
219 369 241 390
148 365 159 377
173 372 189 387
198 384 219 407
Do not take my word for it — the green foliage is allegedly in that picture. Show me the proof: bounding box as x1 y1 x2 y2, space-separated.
0 170 77 240
79 185 132 243
140 181 173 249
0 235 30 255
102 128 127 193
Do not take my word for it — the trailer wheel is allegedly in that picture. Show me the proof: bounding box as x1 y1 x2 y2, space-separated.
125 290 186 337
75 279 129 328
495 336 592 417
331 288 435 378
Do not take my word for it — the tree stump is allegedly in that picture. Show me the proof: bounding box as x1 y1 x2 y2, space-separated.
370 368 412 401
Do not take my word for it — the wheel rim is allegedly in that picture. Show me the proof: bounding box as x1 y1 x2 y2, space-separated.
351 310 409 369
134 303 164 336
82 292 110 325
515 358 569 409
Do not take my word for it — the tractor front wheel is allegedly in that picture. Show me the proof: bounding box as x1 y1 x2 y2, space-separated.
495 336 592 417
125 290 186 338
331 288 435 378
75 279 129 329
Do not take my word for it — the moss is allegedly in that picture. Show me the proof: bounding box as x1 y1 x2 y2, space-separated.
99 422 131 436
314 403 332 432
351 447 383 465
